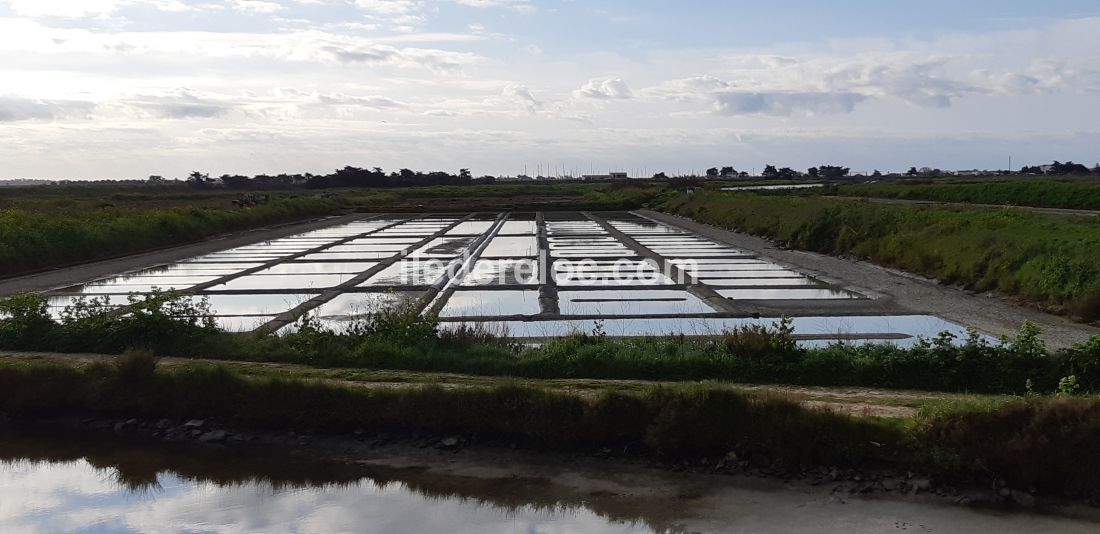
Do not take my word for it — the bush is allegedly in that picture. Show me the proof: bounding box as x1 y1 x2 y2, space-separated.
113 350 159 386
922 398 1100 495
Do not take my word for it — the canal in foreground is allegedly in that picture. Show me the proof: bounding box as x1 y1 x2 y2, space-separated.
2 427 1096 534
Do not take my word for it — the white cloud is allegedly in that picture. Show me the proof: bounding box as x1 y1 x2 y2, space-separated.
574 78 633 100
0 7 1098 178
315 92 404 108
352 0 429 26
500 83 540 112
123 88 230 118
454 0 534 13
2 0 195 18
230 0 285 15
0 94 95 121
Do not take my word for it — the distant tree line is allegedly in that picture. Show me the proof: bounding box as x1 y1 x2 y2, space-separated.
180 166 482 190
13 159 1100 191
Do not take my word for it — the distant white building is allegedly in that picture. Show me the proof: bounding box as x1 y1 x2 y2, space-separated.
581 172 628 181
955 169 996 177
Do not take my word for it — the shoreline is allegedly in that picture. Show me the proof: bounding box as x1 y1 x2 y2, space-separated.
5 415 1100 526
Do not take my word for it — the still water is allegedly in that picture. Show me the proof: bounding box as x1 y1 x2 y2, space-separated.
2 428 1096 534
0 429 645 534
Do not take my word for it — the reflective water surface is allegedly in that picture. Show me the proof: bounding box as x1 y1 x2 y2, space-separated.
0 429 649 534
1 428 1092 534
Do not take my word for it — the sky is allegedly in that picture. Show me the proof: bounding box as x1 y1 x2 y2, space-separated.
1 0 1099 179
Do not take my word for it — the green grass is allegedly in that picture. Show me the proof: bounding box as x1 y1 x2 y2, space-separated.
3 355 1100 497
832 179 1100 211
0 195 343 277
663 192 1100 320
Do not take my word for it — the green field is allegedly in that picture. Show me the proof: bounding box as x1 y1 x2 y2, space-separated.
830 179 1100 211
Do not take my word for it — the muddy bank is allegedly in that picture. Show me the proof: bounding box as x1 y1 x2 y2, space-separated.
3 417 1098 533
640 209 1100 349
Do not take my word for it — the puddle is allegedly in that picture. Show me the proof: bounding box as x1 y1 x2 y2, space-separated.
699 278 819 287
718 288 865 300
460 259 540 286
497 220 537 234
323 244 413 253
344 237 424 245
444 221 496 235
359 260 458 286
212 315 278 332
410 236 479 258
683 269 805 279
558 290 713 315
192 254 286 262
191 293 317 315
438 290 541 317
481 236 538 258
69 283 203 294
79 275 221 289
310 292 422 319
670 258 763 264
128 265 251 276
464 315 975 347
45 295 129 308
552 250 634 258
253 262 379 275
209 274 356 291
722 183 825 191
297 251 402 261
555 275 675 286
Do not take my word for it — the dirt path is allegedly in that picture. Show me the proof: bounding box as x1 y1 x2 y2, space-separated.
0 213 365 296
1 349 1005 418
639 209 1100 349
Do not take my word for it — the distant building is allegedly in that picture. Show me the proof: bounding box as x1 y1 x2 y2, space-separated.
581 172 628 181
1039 165 1055 174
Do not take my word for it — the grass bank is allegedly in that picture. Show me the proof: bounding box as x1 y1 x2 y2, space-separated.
3 294 1099 395
2 355 1099 498
663 192 1100 321
0 195 343 277
831 180 1100 211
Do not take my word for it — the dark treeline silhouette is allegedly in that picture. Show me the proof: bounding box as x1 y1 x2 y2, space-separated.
182 166 479 190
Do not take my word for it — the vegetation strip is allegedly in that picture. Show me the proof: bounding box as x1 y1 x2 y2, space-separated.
831 180 1100 212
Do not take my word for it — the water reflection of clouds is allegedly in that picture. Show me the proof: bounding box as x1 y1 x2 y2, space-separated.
0 460 645 534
